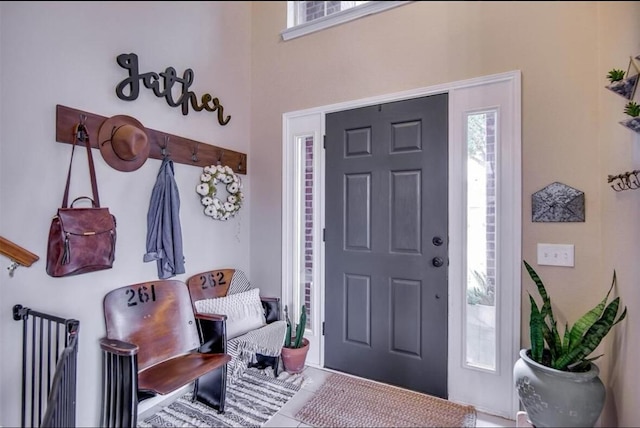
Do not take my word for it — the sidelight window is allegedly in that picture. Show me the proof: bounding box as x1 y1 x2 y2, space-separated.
464 111 497 371
297 135 315 328
282 112 323 366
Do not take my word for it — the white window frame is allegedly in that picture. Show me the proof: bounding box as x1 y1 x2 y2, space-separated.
282 113 325 366
282 1 413 41
448 75 522 418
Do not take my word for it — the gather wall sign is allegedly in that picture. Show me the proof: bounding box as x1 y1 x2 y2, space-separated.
115 53 231 126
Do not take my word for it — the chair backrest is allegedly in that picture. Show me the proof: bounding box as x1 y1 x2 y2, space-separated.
103 280 201 371
186 268 237 305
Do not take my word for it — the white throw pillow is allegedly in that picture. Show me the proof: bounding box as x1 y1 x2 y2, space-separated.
195 288 266 339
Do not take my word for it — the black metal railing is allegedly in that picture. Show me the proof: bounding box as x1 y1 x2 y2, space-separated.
13 304 79 428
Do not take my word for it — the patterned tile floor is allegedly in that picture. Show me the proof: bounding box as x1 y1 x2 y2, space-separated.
264 366 516 427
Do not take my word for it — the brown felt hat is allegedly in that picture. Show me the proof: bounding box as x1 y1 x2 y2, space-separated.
98 115 150 172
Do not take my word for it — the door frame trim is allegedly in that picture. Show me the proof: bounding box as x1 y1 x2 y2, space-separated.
282 70 521 417
447 74 522 418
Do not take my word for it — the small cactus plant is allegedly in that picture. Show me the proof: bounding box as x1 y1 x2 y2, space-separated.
284 304 307 349
606 69 626 83
624 101 640 117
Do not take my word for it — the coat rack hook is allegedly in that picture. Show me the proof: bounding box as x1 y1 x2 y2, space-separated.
79 114 87 126
191 142 200 163
159 135 170 157
238 153 245 171
216 149 224 165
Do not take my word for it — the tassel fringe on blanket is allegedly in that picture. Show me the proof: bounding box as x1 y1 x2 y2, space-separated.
228 320 288 382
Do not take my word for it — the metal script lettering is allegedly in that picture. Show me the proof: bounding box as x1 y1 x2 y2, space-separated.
115 53 231 126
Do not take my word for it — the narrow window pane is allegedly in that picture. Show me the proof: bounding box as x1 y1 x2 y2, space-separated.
296 135 314 327
465 111 497 371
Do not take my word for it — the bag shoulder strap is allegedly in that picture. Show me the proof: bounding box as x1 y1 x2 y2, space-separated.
62 123 101 208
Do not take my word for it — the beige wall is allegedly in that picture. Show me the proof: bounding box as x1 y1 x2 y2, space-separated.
249 2 639 426
597 4 640 427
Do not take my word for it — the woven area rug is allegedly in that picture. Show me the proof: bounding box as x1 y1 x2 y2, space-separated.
295 373 477 427
138 368 305 427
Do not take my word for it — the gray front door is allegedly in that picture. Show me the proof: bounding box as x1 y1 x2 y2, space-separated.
324 94 449 398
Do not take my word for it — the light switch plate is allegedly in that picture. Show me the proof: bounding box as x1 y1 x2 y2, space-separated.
537 243 575 267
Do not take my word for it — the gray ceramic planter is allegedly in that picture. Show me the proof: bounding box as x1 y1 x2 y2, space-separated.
514 349 605 427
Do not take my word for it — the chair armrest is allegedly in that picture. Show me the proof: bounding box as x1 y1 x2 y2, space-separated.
260 297 281 323
195 313 227 354
196 313 227 322
100 337 138 356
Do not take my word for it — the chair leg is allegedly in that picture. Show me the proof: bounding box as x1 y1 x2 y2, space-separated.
252 354 280 376
273 356 280 377
193 365 227 413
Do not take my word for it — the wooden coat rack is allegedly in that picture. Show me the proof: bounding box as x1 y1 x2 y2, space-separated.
55 105 247 174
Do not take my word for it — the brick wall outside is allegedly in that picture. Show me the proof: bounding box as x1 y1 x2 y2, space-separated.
304 136 313 327
485 113 497 302
303 1 341 23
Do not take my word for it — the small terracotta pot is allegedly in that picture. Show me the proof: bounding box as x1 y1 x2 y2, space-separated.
281 338 310 374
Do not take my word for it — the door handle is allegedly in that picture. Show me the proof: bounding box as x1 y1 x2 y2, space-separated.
432 257 444 267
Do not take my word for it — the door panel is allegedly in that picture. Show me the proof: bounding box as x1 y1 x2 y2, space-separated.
345 174 371 250
324 94 448 398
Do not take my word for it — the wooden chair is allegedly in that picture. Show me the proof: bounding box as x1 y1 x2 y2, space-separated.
186 268 286 381
100 279 231 428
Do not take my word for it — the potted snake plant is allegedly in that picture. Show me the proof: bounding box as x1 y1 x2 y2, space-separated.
281 304 310 374
514 261 627 427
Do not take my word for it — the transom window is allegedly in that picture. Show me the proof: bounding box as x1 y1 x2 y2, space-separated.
291 1 369 27
282 1 411 41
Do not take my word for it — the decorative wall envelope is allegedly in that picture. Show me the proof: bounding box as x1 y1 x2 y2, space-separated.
532 182 585 222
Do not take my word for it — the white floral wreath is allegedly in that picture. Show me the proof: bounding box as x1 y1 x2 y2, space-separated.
196 164 243 221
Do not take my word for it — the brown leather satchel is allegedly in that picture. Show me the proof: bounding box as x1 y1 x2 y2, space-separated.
46 123 117 277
